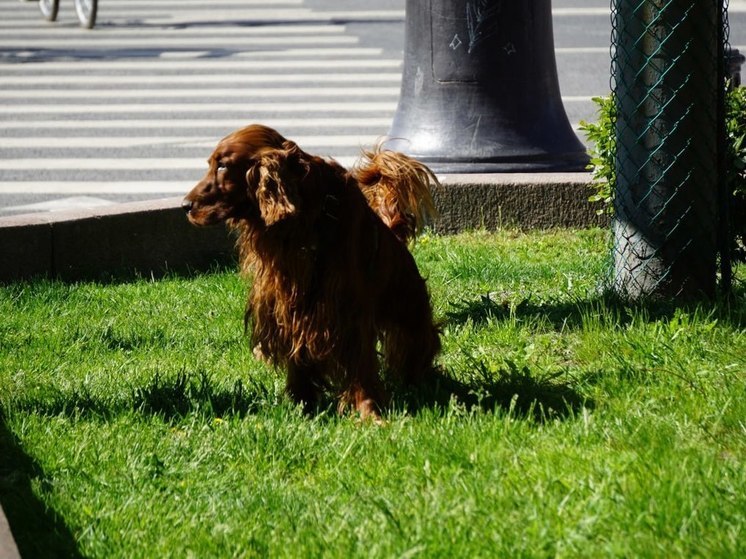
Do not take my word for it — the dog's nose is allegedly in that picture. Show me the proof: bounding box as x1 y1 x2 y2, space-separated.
181 199 193 213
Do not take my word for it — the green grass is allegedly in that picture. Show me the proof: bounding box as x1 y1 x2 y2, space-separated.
1 229 745 558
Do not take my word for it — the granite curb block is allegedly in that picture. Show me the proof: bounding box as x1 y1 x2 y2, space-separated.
433 172 604 233
0 173 604 283
0 504 20 559
0 197 235 282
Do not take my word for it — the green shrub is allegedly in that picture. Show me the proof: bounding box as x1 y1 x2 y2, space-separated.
580 88 746 262
725 85 746 261
578 95 616 215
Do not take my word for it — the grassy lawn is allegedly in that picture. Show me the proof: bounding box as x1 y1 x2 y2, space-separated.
1 229 745 558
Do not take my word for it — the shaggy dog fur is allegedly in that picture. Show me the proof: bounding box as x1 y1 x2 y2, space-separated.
183 124 441 418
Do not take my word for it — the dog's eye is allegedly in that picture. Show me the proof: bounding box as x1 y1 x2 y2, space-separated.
217 164 227 173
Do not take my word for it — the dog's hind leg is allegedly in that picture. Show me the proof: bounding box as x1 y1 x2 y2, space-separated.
286 360 321 415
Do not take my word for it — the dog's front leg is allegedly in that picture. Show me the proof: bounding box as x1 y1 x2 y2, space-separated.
338 339 386 421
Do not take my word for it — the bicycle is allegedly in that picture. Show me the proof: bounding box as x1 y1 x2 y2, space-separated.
39 0 98 29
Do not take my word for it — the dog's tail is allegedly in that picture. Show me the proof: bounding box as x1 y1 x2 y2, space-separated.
353 146 439 244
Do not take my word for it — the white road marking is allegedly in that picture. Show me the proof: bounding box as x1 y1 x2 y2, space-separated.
0 102 398 114
0 87 400 100
0 118 394 130
0 73 401 87
3 196 117 213
0 135 378 149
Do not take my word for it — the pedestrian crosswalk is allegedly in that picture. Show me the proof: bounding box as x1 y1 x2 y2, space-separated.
0 0 406 214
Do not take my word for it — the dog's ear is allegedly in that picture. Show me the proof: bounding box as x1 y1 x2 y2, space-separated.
249 141 304 226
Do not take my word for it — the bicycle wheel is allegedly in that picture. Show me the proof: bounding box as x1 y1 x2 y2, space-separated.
74 0 98 29
39 0 59 22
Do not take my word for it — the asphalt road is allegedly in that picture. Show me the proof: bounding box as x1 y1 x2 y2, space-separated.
1 0 744 215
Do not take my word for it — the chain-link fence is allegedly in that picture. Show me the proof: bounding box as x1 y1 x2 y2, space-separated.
610 0 729 298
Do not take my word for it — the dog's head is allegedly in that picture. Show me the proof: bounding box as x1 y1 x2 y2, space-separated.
182 124 309 227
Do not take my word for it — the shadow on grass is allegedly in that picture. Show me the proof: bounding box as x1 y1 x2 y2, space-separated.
13 370 274 424
393 360 591 422
445 289 746 331
14 362 588 426
131 370 274 421
141 366 591 423
0 413 83 558
1 260 238 290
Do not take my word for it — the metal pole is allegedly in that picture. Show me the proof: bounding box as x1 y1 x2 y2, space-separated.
389 0 588 173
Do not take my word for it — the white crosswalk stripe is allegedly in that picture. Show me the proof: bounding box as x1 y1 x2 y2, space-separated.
0 102 399 115
0 0 405 214
0 88 402 99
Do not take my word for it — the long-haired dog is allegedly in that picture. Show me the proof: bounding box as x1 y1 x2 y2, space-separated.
182 124 441 419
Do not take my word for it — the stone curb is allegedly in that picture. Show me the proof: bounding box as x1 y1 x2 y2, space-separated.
0 173 605 283
0 503 20 559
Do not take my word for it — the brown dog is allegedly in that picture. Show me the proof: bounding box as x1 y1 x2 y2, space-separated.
182 124 441 419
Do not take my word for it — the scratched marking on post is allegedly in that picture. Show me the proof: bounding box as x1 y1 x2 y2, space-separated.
450 34 463 50
466 0 501 54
